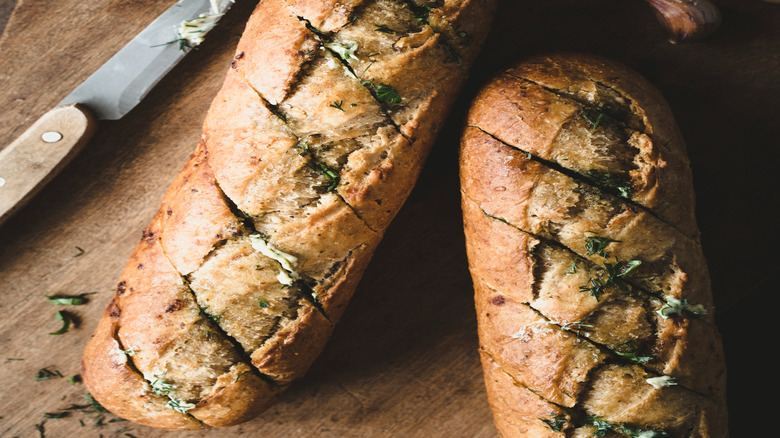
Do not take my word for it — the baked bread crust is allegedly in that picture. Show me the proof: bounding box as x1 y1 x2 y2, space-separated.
83 0 497 429
461 54 728 437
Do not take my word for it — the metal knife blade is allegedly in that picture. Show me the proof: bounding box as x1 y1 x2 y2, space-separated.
0 0 236 224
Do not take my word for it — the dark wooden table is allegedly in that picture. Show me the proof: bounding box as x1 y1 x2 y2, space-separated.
1 1 776 436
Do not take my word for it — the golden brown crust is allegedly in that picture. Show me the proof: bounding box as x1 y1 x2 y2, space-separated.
84 0 497 429
467 53 699 239
82 310 203 430
461 54 727 437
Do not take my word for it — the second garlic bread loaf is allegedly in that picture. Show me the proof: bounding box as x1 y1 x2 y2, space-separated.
461 54 728 437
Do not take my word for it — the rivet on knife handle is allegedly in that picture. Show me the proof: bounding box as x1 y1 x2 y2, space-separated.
0 104 97 224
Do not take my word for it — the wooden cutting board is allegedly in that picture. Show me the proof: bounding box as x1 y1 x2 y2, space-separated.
0 0 777 436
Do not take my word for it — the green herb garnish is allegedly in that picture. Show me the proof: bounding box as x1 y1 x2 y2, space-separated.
560 317 594 336
583 109 606 130
235 371 250 382
376 84 401 103
35 421 45 437
578 259 641 300
579 277 607 301
584 416 668 437
585 416 612 436
35 367 62 381
601 259 642 291
73 246 85 257
166 398 196 414
410 4 432 23
539 413 567 431
43 412 69 419
199 306 222 324
329 100 346 111
149 378 174 396
584 235 619 258
48 311 72 335
374 24 397 34
258 298 270 308
310 162 340 191
585 169 632 198
344 13 359 26
84 393 107 413
46 292 96 306
361 80 402 104
614 341 653 364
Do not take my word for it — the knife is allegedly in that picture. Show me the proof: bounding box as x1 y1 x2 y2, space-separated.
0 0 236 225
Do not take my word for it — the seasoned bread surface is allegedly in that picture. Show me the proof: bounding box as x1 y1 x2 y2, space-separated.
83 0 496 429
461 54 728 437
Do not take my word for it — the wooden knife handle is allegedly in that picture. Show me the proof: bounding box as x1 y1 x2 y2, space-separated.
0 104 97 225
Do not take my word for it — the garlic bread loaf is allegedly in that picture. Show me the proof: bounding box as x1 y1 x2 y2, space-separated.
82 0 496 429
460 54 728 437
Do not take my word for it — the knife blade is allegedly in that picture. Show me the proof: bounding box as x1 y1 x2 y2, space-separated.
0 0 236 225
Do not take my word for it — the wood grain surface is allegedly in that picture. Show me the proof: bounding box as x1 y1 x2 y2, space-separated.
0 0 777 437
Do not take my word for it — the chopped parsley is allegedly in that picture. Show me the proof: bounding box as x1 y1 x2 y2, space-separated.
585 169 632 198
36 367 64 381
344 13 359 26
584 235 620 258
310 162 340 191
376 84 401 103
578 259 641 300
46 292 96 306
582 109 608 130
374 24 397 34
614 341 653 364
579 277 607 301
584 416 668 437
258 298 270 308
601 259 642 292
560 317 594 336
43 412 69 419
361 80 402 104
539 413 567 431
149 377 174 396
48 311 72 335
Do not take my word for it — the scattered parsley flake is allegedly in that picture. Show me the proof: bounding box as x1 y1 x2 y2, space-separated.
48 310 73 335
584 235 620 258
539 413 567 432
374 24 397 34
46 292 96 306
